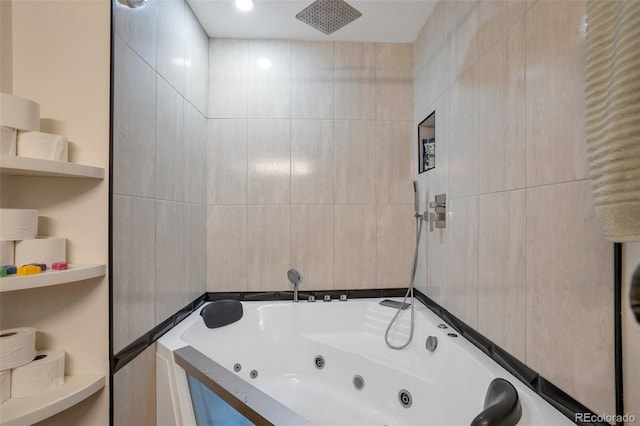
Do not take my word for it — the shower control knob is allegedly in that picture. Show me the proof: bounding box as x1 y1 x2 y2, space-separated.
323 295 331 302
308 295 316 302
339 294 347 301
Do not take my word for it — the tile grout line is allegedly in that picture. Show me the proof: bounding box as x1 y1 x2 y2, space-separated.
334 42 342 290
523 4 528 365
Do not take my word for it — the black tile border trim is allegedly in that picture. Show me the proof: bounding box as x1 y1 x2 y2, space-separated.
111 287 613 426
614 242 624 424
111 288 405 373
111 294 207 373
108 1 115 424
412 288 610 426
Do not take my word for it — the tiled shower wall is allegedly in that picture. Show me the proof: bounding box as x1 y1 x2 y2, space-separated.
206 40 416 292
413 0 614 416
112 0 208 422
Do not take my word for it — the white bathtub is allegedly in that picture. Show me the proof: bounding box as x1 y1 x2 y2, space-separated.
156 298 573 426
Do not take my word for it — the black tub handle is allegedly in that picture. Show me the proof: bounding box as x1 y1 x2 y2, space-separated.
470 378 522 426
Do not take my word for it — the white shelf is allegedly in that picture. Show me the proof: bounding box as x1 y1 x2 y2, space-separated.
0 375 105 426
0 264 106 292
0 155 104 179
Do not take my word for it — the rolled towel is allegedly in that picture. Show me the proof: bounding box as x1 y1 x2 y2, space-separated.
0 328 36 371
585 0 640 242
17 131 68 162
14 237 66 268
0 93 40 132
0 209 38 241
11 349 65 398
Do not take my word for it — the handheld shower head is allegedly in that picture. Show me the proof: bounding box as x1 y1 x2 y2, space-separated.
287 269 301 302
413 180 420 214
287 269 301 285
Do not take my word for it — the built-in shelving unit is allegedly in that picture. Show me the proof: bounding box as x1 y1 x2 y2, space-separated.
0 264 106 293
0 155 105 179
0 375 105 426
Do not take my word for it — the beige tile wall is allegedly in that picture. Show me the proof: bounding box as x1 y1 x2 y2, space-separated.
207 40 415 292
113 0 208 352
414 0 615 417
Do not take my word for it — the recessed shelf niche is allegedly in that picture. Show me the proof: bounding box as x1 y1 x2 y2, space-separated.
418 112 435 174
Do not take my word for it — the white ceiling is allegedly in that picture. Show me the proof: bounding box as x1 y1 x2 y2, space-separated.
187 0 437 43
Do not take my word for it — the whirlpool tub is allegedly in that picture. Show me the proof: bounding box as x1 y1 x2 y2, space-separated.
156 298 573 425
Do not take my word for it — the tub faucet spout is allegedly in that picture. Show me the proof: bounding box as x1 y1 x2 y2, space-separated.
287 269 301 302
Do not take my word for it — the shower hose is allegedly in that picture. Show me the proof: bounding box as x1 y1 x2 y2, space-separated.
384 212 425 350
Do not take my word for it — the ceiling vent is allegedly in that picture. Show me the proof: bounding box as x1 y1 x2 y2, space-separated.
295 0 362 35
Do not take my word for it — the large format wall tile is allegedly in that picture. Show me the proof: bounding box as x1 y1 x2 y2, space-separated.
478 18 525 194
247 206 290 291
291 119 334 204
112 6 208 421
247 119 290 205
448 65 479 199
208 39 248 118
291 205 334 291
446 196 479 328
334 205 377 289
376 121 414 204
376 43 413 121
478 190 526 360
525 0 588 186
157 0 185 94
526 181 614 415
207 119 247 205
426 214 448 304
248 40 291 119
291 41 333 120
114 0 157 67
334 42 376 120
156 76 184 202
334 120 376 204
114 344 156 426
413 1 617 416
377 204 415 287
184 4 209 115
113 37 156 198
204 41 418 296
183 203 206 304
113 195 156 353
207 205 247 292
183 101 205 204
425 36 454 108
155 201 184 324
477 0 526 56
450 0 479 79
